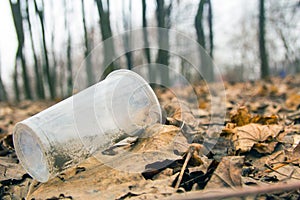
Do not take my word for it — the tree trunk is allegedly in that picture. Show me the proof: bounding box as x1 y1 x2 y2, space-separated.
0 54 8 101
195 0 206 48
81 0 94 86
122 0 133 70
259 0 269 79
13 62 20 101
207 0 213 58
195 0 214 82
95 0 116 78
64 0 73 96
34 0 55 98
207 0 214 81
10 0 32 100
142 0 154 81
155 0 171 85
25 0 45 99
67 32 73 96
50 0 57 96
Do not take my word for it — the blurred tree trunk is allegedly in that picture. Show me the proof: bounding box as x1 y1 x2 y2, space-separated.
195 0 206 48
50 0 57 95
142 0 154 81
122 0 133 70
95 0 117 78
13 64 20 101
259 0 269 79
34 0 55 98
195 0 214 82
0 75 7 101
58 58 65 98
10 0 32 100
64 0 73 96
0 54 8 101
207 0 214 81
207 0 213 58
156 0 171 85
25 0 45 99
67 32 73 96
81 0 94 86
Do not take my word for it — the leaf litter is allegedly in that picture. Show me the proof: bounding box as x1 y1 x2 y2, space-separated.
0 75 300 199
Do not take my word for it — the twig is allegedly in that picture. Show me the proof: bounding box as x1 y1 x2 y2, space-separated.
264 159 299 173
169 181 300 200
264 164 300 180
175 147 193 190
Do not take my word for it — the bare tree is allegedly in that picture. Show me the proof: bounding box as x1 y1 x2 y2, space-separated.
81 0 94 86
122 0 133 70
155 0 172 85
10 0 32 100
207 0 214 58
25 0 45 99
142 0 154 81
268 1 300 74
13 64 20 101
50 0 57 95
95 0 117 78
34 0 55 98
195 0 214 82
195 0 206 48
67 32 72 96
258 0 269 79
0 53 8 101
64 0 73 96
142 0 151 64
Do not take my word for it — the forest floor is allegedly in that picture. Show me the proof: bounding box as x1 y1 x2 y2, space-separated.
1 75 300 200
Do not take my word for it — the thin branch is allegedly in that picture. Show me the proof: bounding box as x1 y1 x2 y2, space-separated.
170 181 300 200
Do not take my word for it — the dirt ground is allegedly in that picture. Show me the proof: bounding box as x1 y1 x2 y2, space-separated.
1 75 300 199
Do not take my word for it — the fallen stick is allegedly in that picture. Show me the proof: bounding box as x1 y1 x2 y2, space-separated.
170 181 300 200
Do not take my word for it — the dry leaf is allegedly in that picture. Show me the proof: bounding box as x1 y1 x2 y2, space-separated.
232 124 284 154
250 114 279 125
0 157 27 181
205 156 244 189
230 106 279 127
285 93 300 110
230 106 251 126
285 142 300 165
163 100 196 126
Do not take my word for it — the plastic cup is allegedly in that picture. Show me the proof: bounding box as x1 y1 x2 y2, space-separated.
13 69 162 182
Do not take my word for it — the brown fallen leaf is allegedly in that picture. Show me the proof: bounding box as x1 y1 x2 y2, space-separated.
0 156 27 181
221 123 237 137
250 114 279 125
163 100 196 126
285 93 300 110
96 123 189 173
232 124 284 154
230 106 251 127
230 106 279 127
205 156 244 189
284 142 300 165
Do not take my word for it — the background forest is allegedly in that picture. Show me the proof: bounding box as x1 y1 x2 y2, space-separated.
0 0 299 101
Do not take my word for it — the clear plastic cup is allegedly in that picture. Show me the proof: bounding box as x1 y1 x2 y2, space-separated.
13 69 162 182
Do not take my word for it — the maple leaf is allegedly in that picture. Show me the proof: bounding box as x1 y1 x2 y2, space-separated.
232 124 284 154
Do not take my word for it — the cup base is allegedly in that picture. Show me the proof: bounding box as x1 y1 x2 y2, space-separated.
13 124 50 182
